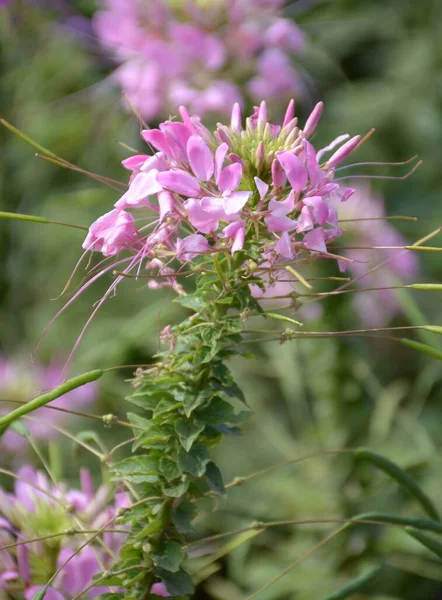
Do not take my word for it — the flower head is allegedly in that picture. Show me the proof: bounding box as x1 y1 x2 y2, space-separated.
82 100 360 299
93 0 305 120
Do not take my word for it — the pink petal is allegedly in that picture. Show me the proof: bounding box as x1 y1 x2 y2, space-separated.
265 214 298 233
274 232 294 259
231 102 242 132
176 233 210 260
184 198 220 233
303 141 325 188
303 101 324 138
304 227 327 253
161 121 193 162
158 191 175 222
140 152 169 174
277 151 308 193
283 99 295 127
303 196 329 225
160 121 193 149
142 129 171 156
187 135 214 181
115 171 162 209
316 135 350 161
222 220 246 254
121 154 148 171
222 190 251 215
326 135 361 168
268 190 295 217
296 206 314 232
200 196 227 216
272 158 286 189
157 170 201 197
254 177 269 201
214 143 229 180
257 100 268 126
217 163 243 193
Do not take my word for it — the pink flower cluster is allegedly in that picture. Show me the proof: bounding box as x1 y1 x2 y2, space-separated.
0 355 98 455
83 100 360 294
0 466 129 599
93 0 305 120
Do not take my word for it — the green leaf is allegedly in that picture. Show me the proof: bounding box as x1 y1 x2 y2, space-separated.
173 500 197 534
160 457 182 480
216 297 233 305
320 566 381 600
200 326 221 342
356 448 440 521
128 391 176 412
113 456 160 484
127 412 152 433
193 340 220 365
401 338 442 361
153 398 181 418
181 390 209 418
178 442 210 477
175 294 206 311
153 541 185 573
406 527 442 558
162 479 189 498
134 519 164 540
175 419 205 452
206 462 225 494
155 568 194 596
196 397 250 425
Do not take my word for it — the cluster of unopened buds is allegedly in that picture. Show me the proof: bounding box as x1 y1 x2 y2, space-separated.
82 100 362 302
93 0 305 119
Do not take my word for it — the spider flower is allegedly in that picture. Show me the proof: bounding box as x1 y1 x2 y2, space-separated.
82 100 361 303
93 0 305 120
0 466 128 599
0 355 98 454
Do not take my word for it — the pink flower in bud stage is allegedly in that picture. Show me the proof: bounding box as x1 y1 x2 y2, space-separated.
93 0 306 120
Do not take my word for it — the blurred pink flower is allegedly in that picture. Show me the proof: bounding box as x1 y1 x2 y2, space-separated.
334 184 420 326
93 0 306 120
0 355 98 453
0 466 129 598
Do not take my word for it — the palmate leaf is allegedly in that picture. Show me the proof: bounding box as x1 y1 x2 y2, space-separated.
175 419 205 452
153 541 186 573
155 568 195 596
172 500 197 534
112 455 161 484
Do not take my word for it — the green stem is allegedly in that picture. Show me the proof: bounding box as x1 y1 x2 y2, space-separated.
0 369 103 435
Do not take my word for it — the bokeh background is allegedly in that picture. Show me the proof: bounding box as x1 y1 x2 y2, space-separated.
1 1 442 598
